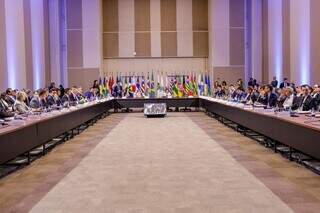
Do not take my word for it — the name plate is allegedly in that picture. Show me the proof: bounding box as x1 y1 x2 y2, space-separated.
144 103 167 117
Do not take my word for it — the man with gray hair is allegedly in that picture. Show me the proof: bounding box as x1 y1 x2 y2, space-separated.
282 87 295 108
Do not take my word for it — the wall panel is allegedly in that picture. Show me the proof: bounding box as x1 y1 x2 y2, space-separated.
4 0 27 89
310 0 320 85
161 32 177 57
0 0 7 90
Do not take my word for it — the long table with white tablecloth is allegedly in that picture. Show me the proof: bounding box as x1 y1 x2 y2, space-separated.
1 97 320 165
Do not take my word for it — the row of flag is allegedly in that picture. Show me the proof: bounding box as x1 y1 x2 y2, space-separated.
97 72 212 98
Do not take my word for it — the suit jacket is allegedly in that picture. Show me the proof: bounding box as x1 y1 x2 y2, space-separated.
30 97 40 109
61 94 74 107
14 100 30 114
40 98 49 109
5 95 15 106
311 93 320 110
258 93 278 107
0 99 9 111
84 91 95 101
47 95 55 106
46 95 61 106
244 92 258 104
0 99 14 118
267 93 278 107
280 82 289 89
292 95 312 111
271 80 278 88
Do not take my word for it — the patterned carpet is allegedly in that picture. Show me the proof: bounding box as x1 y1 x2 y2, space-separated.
30 113 291 213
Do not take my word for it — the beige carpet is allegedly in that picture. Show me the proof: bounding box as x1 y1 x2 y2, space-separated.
30 113 293 213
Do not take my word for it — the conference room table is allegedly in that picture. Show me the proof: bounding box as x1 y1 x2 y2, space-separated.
1 96 320 165
0 98 115 165
200 96 320 160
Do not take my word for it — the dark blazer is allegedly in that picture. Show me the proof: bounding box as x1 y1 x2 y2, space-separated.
0 99 14 118
215 90 225 98
311 93 320 110
61 94 70 107
245 92 259 103
280 82 289 89
258 93 278 107
40 98 49 109
292 95 312 111
267 93 278 107
271 80 278 88
5 95 15 106
30 97 40 109
47 95 61 106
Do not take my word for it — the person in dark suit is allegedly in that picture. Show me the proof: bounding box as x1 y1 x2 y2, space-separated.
248 78 254 87
271 76 278 88
47 89 61 106
280 78 290 89
61 88 70 107
30 89 48 109
214 85 226 98
84 87 97 101
61 88 77 107
39 89 49 109
5 88 16 107
291 85 312 111
311 85 320 110
48 82 56 91
0 93 14 118
243 86 258 104
259 85 278 107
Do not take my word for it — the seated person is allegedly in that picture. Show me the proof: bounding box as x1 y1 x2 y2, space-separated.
243 86 258 104
61 88 77 107
25 89 33 106
227 84 236 100
84 87 97 101
14 91 31 114
311 84 320 110
47 89 62 106
282 87 295 108
276 88 287 108
30 89 49 109
0 94 14 118
291 85 312 111
234 87 246 102
257 85 278 108
5 88 16 106
214 85 226 98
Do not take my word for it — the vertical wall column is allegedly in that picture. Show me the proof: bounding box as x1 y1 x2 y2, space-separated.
49 0 62 85
82 0 102 68
176 0 193 57
118 0 135 57
290 0 310 85
4 0 27 89
267 0 283 83
209 0 246 84
310 0 320 85
30 0 46 89
66 0 101 90
282 0 290 81
250 0 262 83
209 0 230 70
150 0 161 57
0 0 7 91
